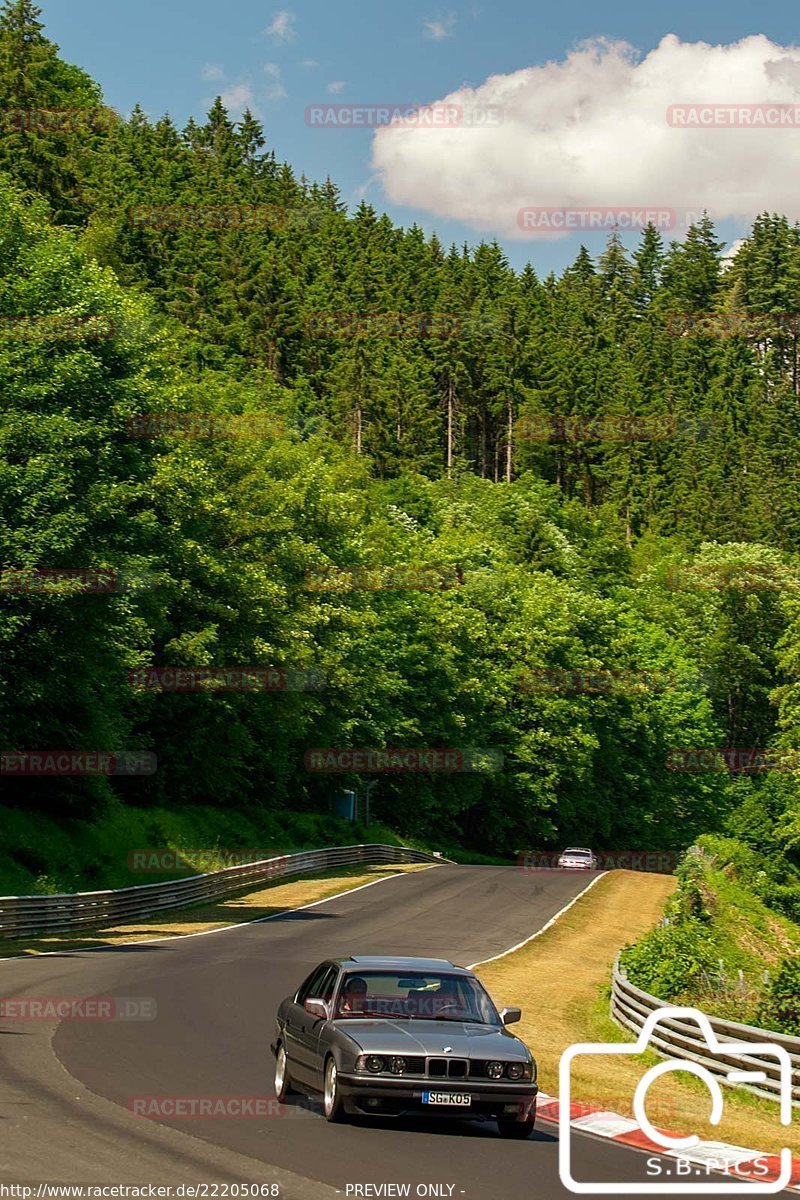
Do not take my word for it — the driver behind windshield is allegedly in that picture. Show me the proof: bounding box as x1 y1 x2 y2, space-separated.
335 972 497 1021
338 975 368 1014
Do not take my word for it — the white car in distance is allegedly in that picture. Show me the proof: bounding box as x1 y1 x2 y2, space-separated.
557 847 598 870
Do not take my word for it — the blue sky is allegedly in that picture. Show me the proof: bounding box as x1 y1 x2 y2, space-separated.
43 0 800 274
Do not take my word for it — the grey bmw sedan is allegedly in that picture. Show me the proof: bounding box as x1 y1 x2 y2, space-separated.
271 955 538 1138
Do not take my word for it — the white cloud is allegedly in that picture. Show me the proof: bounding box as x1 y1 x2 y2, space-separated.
722 237 747 266
262 60 289 98
372 34 800 239
327 80 346 94
300 58 319 68
265 10 296 42
220 83 256 112
423 13 456 40
201 63 225 81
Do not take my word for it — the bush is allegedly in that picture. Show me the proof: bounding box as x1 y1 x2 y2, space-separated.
620 918 719 1000
758 880 800 923
756 958 800 1035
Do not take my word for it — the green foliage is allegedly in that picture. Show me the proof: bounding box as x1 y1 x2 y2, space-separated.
620 917 719 999
6 5 800 890
0 800 407 893
622 836 800 1017
756 957 800 1035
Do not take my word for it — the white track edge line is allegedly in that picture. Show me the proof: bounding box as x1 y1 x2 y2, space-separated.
0 864 441 960
466 871 608 969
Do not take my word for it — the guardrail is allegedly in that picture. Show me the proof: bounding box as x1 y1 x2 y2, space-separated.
611 960 800 1105
0 844 443 940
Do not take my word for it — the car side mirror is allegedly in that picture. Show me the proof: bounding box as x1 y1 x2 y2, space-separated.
304 997 330 1020
499 1006 521 1026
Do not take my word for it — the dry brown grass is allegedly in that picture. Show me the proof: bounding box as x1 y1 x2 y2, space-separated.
475 871 798 1155
0 862 434 957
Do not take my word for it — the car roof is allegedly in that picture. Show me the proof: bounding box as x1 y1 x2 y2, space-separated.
336 955 468 974
564 847 592 853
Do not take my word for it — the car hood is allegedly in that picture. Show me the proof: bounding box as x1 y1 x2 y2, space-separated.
333 1019 531 1059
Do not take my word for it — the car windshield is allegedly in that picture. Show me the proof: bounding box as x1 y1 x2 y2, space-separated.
333 971 500 1024
564 848 591 856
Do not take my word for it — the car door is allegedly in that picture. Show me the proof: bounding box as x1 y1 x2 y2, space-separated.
283 963 330 1086
292 964 339 1089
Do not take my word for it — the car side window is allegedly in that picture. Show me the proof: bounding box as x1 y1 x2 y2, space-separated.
317 966 339 1003
296 963 330 1004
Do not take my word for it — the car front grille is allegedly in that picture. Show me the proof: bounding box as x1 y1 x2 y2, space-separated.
426 1057 468 1078
396 1055 426 1074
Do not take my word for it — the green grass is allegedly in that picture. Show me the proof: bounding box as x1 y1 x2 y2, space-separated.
0 802 420 895
621 837 800 1023
701 858 800 975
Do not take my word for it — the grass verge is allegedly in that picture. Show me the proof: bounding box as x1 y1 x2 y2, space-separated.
0 862 434 958
0 801 425 894
474 870 796 1156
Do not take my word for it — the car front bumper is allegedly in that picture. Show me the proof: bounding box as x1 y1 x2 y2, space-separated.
336 1073 538 1119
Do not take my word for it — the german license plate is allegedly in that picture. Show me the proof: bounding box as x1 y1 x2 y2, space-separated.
422 1092 471 1106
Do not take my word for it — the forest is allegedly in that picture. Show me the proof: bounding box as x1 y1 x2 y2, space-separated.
0 0 799 904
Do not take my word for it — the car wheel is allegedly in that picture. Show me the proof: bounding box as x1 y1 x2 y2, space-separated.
323 1056 347 1123
497 1116 535 1140
274 1043 294 1102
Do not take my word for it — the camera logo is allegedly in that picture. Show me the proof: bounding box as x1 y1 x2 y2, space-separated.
558 1006 793 1194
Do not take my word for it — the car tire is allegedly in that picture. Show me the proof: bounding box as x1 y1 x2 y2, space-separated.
274 1042 294 1102
497 1116 535 1139
323 1056 348 1123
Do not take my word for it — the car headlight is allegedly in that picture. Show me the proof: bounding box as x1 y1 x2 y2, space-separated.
355 1054 386 1073
390 1057 407 1074
506 1062 526 1080
486 1061 504 1079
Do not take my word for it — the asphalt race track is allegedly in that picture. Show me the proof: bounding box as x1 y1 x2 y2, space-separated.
0 865 793 1199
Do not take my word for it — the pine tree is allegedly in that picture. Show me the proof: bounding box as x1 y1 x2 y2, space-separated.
662 213 724 312
632 224 665 313
0 0 104 219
